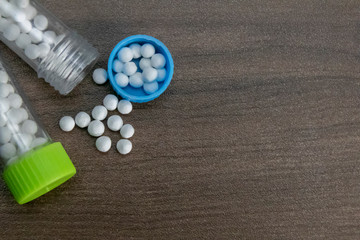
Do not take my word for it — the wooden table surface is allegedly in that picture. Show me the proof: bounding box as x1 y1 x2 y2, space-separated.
1 0 360 239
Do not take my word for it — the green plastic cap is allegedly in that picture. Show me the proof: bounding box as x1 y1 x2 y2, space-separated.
3 142 76 204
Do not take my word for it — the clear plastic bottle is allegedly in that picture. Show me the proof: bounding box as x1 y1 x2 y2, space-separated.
0 55 76 204
0 0 98 95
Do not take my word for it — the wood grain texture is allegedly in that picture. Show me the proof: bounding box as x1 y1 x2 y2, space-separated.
1 0 360 239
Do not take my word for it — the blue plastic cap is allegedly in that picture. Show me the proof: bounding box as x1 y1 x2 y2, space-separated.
108 35 174 103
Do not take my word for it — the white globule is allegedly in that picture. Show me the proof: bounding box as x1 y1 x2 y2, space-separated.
3 24 20 41
0 83 10 97
107 115 123 131
12 132 32 148
33 15 48 31
95 136 111 153
18 20 32 33
24 44 40 59
15 33 31 49
92 105 108 121
24 5 37 20
116 139 132 155
0 70 9 83
118 47 133 62
0 143 16 160
115 73 129 88
103 94 118 111
21 119 37 135
15 0 30 9
129 72 143 88
157 68 166 82
92 68 107 85
117 100 132 114
140 43 155 58
0 18 10 32
142 67 158 83
87 120 105 137
112 59 123 73
38 42 50 58
59 116 75 132
151 53 166 69
129 43 141 59
7 83 14 93
139 58 152 70
122 62 137 76
0 115 6 127
30 137 47 148
120 124 135 139
0 126 12 144
43 30 56 44
7 108 27 124
143 81 159 95
8 93 23 108
29 28 43 43
75 111 91 128
0 97 10 113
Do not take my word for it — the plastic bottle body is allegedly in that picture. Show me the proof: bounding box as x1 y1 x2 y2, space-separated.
0 0 98 94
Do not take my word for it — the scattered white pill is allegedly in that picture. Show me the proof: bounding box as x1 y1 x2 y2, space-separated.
129 72 143 88
24 44 40 59
120 124 135 139
30 137 47 148
122 62 137 76
116 139 132 155
24 5 37 20
87 120 105 137
142 67 158 83
43 30 56 44
38 42 50 58
0 126 11 144
115 73 129 88
3 24 20 41
59 116 75 132
0 18 10 32
15 33 31 49
21 119 37 135
0 70 9 83
75 112 91 128
107 115 123 131
15 0 30 8
139 58 152 70
34 15 48 31
95 136 111 153
112 59 123 73
92 105 107 121
92 68 107 85
143 81 159 95
18 19 32 33
129 43 141 59
118 47 133 62
141 43 155 58
0 97 10 113
151 53 166 69
0 143 16 160
103 94 118 111
7 93 22 108
0 83 10 97
117 100 132 114
29 28 42 43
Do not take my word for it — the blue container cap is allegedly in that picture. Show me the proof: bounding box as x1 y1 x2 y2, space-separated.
108 35 174 103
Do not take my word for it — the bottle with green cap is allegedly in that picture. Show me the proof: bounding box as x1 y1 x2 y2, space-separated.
0 55 76 204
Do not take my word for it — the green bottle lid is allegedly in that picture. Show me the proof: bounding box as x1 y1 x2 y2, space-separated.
3 142 76 204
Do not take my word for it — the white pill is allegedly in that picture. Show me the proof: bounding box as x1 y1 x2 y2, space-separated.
0 115 6 127
103 94 118 111
29 28 42 43
107 115 123 131
18 107 28 121
0 143 16 160
11 9 26 23
7 84 14 93
139 58 152 70
21 119 37 135
34 15 48 31
75 111 91 128
3 24 20 41
129 43 141 59
129 72 143 88
116 139 132 155
15 32 31 49
117 100 132 115
92 105 107 121
7 93 22 108
0 97 10 113
143 81 159 95
141 43 155 58
0 83 10 97
59 116 75 132
15 0 29 8
24 5 37 20
0 126 12 144
24 44 40 59
0 18 10 32
18 20 31 33
92 68 107 85
142 67 158 83
115 73 129 88
120 124 135 139
122 62 137 76
95 136 111 153
87 120 105 137
43 30 56 45
30 137 47 148
38 42 50 58
157 68 167 82
112 59 123 73
13 132 32 148
0 70 9 83
7 109 22 124
118 47 133 62
151 53 166 69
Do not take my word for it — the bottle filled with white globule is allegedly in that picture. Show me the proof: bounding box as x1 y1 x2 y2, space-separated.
0 0 98 95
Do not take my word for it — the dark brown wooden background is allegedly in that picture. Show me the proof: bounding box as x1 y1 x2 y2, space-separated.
1 0 360 239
